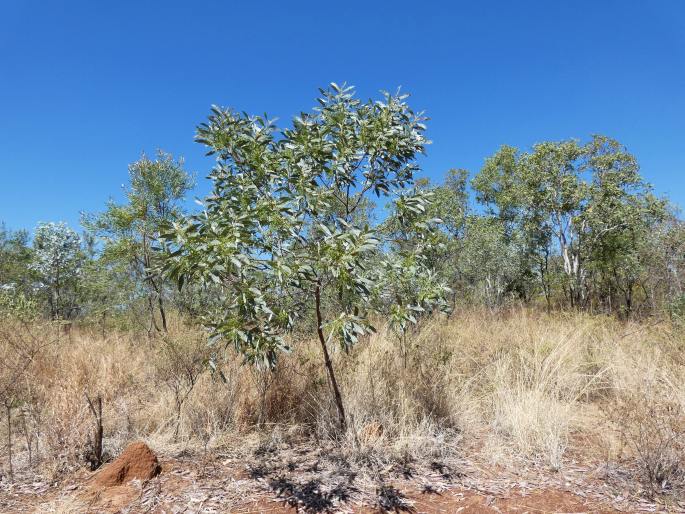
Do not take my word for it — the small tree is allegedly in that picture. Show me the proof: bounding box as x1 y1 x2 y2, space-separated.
378 188 452 364
162 84 447 430
78 235 137 334
411 170 469 308
84 151 193 334
456 216 519 307
30 222 83 320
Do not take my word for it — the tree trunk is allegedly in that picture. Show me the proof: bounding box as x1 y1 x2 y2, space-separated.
20 409 31 467
147 296 160 335
625 281 634 318
157 293 168 333
401 331 408 370
314 282 346 432
5 403 13 480
539 253 551 313
142 234 167 334
85 394 103 469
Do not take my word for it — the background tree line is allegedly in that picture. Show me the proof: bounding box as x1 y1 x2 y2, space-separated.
1 132 683 333
426 135 685 318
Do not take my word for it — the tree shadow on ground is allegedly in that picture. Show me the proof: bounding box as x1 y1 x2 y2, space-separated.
268 476 357 513
245 444 454 512
246 463 270 479
376 484 415 512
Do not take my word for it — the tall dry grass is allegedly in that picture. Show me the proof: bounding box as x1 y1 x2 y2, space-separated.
1 309 683 494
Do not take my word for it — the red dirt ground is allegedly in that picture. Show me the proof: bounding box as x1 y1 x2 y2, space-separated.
2 444 682 513
160 483 623 513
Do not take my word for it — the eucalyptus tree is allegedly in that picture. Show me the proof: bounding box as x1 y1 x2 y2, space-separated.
581 138 667 314
162 83 447 430
586 201 663 315
523 140 588 306
473 135 661 311
471 146 547 304
658 216 685 307
30 222 83 320
84 151 193 333
654 216 685 321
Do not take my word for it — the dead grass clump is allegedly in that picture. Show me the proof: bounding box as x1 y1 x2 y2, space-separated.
486 325 604 469
325 325 461 467
36 332 153 476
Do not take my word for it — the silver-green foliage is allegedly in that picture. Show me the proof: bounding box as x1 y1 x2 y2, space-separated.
29 221 83 319
161 84 449 426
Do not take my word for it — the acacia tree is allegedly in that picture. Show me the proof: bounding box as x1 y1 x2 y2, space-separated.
412 170 469 300
376 188 451 365
84 151 193 334
162 84 446 430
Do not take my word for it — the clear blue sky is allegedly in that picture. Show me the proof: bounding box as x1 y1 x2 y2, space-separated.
1 0 684 232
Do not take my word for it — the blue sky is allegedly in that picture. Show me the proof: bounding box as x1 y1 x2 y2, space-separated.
1 0 684 232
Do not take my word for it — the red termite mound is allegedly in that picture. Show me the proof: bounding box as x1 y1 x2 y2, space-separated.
94 442 161 487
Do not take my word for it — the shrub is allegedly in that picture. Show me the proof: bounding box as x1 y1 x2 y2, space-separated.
608 377 685 494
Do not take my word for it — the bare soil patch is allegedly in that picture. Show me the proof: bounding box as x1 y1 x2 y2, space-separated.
3 441 681 513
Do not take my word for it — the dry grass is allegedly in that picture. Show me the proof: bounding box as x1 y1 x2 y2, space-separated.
603 332 685 493
1 308 684 499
